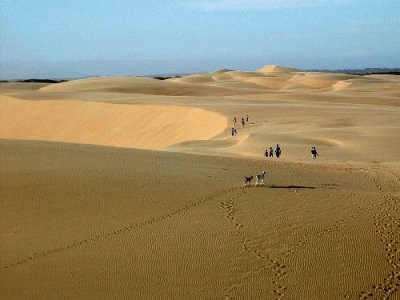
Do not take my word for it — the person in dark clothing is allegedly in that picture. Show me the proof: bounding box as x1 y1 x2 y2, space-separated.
311 146 319 159
241 117 245 127
269 147 274 157
275 144 281 158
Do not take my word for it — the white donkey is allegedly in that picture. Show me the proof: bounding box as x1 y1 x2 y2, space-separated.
255 171 266 186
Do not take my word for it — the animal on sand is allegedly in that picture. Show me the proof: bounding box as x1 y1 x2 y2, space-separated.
255 171 266 186
244 175 253 185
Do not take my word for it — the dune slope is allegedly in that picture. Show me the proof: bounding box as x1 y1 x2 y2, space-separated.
1 139 399 299
39 76 262 96
0 96 228 149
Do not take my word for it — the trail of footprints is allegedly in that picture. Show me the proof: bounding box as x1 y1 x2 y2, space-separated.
2 187 239 271
5 164 399 299
220 187 288 299
220 186 375 299
360 194 400 299
358 165 400 299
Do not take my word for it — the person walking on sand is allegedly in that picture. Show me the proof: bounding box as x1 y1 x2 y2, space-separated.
311 146 319 159
241 117 245 127
231 128 235 136
269 147 274 157
265 149 269 158
234 128 237 136
246 114 249 122
275 144 281 158
233 116 237 125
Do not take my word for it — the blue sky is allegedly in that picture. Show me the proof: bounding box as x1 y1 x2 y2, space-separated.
0 0 399 79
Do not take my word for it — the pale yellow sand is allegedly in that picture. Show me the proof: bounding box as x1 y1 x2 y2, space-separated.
0 96 227 149
1 65 400 299
257 64 301 73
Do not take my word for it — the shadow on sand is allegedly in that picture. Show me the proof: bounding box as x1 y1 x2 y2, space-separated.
269 185 317 189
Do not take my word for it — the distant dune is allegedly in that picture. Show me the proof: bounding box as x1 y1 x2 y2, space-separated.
35 65 399 98
331 80 353 91
257 64 302 73
169 67 362 91
40 76 262 96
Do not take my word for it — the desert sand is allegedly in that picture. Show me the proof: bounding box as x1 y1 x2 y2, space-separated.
1 65 400 299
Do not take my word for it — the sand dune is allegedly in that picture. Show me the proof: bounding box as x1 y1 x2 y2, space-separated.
1 67 399 161
34 67 398 99
257 64 301 73
283 73 356 90
40 76 262 96
1 65 400 299
331 80 353 91
172 67 361 92
0 96 228 149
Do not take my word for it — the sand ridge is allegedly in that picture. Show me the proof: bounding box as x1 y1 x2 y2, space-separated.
0 95 228 149
257 64 302 73
170 68 360 91
19 65 398 103
39 75 265 96
37 65 380 95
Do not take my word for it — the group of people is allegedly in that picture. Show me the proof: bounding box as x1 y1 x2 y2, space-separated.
265 144 282 158
265 145 319 160
231 127 238 136
231 115 250 136
233 115 249 127
232 115 319 160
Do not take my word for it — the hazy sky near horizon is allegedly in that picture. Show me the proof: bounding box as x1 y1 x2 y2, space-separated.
1 0 399 79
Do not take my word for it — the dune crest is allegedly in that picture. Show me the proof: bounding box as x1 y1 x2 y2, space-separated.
39 76 259 96
34 66 394 97
257 64 301 73
0 96 228 150
331 80 353 91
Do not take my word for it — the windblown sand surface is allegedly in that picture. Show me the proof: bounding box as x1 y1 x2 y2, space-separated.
0 96 227 149
1 65 400 299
